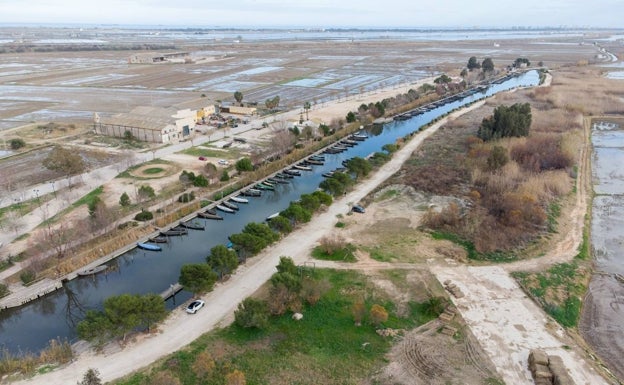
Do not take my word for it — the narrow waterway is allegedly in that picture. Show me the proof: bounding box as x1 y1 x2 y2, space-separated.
0 70 540 354
580 120 624 380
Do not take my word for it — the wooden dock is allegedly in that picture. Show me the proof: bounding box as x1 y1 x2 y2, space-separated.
160 283 184 300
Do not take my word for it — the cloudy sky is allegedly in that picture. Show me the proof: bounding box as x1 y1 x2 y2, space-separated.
0 0 620 28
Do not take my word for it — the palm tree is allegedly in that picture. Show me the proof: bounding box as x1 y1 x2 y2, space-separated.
303 101 311 121
234 91 243 106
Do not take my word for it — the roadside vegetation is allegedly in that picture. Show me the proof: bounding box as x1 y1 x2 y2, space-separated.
114 264 442 385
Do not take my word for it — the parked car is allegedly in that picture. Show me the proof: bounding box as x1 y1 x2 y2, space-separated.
186 300 205 314
198 156 207 161
218 159 230 165
352 205 365 214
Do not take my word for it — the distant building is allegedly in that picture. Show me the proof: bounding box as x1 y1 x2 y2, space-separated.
128 52 191 64
219 105 257 115
95 106 196 144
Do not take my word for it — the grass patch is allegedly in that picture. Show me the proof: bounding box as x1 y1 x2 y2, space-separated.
13 233 30 241
182 147 238 159
116 159 174 178
312 244 357 262
114 269 438 385
142 167 165 174
512 260 588 327
71 186 104 209
366 246 395 262
335 221 345 228
430 231 517 262
375 189 399 201
547 201 561 233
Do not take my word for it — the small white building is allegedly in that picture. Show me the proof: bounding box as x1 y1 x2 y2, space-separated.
95 106 196 144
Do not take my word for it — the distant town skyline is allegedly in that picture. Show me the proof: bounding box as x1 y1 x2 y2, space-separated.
0 0 621 29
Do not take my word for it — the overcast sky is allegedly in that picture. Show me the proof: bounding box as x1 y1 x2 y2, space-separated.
0 0 620 28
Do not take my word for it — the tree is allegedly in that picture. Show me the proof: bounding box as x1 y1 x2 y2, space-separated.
265 96 280 111
301 125 314 140
103 294 142 341
370 304 388 326
137 185 155 201
242 222 279 243
88 196 104 218
179 264 218 295
268 215 292 234
137 293 167 332
477 103 532 141
279 203 312 223
303 101 311 120
345 157 372 179
220 170 230 182
229 232 265 257
77 311 113 347
276 256 297 275
481 57 495 72
9 138 25 150
467 56 481 70
346 111 356 123
235 157 254 172
299 193 320 212
514 57 531 68
119 192 131 207
43 145 86 188
234 91 244 105
78 368 103 385
460 68 468 78
204 162 219 181
234 297 269 329
208 244 239 279
434 74 452 84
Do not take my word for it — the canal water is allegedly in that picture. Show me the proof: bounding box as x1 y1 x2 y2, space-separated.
580 120 624 379
0 70 539 354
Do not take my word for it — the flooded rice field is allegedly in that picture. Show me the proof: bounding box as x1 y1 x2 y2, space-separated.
580 120 624 380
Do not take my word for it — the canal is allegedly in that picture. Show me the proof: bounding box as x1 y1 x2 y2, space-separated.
0 70 540 354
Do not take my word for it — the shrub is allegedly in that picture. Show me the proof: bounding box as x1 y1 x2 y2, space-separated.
234 297 269 329
178 192 196 203
477 103 532 141
134 209 153 221
193 174 209 187
486 145 509 171
235 158 254 172
370 304 388 326
137 185 155 201
510 135 573 172
9 138 25 150
220 170 230 182
20 269 37 285
119 192 131 207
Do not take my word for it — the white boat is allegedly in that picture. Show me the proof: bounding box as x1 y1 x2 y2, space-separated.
216 204 235 213
293 164 312 171
230 196 249 204
266 212 280 221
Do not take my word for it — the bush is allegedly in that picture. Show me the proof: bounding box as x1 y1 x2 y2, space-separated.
234 297 269 329
477 103 532 141
119 192 131 207
178 192 196 203
193 174 209 187
220 170 230 182
235 158 254 172
9 138 25 150
134 209 153 221
137 185 156 200
20 269 37 285
370 304 388 326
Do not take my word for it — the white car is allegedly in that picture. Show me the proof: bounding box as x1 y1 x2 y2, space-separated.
218 159 230 165
186 300 205 314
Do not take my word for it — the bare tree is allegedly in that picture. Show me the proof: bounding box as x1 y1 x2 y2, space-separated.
3 210 23 235
42 146 86 190
272 130 296 156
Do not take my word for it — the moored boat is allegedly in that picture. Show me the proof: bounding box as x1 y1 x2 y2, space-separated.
198 211 223 220
137 242 163 251
216 204 235 213
222 201 239 211
77 265 108 276
255 183 274 191
283 169 301 176
266 212 280 221
293 164 312 171
276 172 293 179
150 236 169 243
206 208 218 215
230 196 249 204
305 158 324 165
180 221 205 230
273 177 289 184
160 228 188 236
241 189 262 196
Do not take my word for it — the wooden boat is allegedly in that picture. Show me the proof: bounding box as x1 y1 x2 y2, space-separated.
324 147 342 154
230 196 249 204
350 133 368 141
137 242 162 251
160 228 188 236
262 180 275 186
266 212 280 221
241 189 262 197
78 265 108 276
310 155 325 161
284 169 301 176
256 183 274 191
305 158 324 165
216 204 235 213
322 172 334 178
206 208 218 215
276 172 294 179
150 236 169 243
180 221 205 230
272 178 289 184
222 201 239 211
198 211 223 220
339 140 355 147
342 139 358 146
293 164 312 171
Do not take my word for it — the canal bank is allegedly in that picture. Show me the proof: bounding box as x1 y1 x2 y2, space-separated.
0 71 540 355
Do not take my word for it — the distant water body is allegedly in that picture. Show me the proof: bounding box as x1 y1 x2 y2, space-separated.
0 24 607 43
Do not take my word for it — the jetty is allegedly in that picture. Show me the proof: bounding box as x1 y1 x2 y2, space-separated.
160 283 184 300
